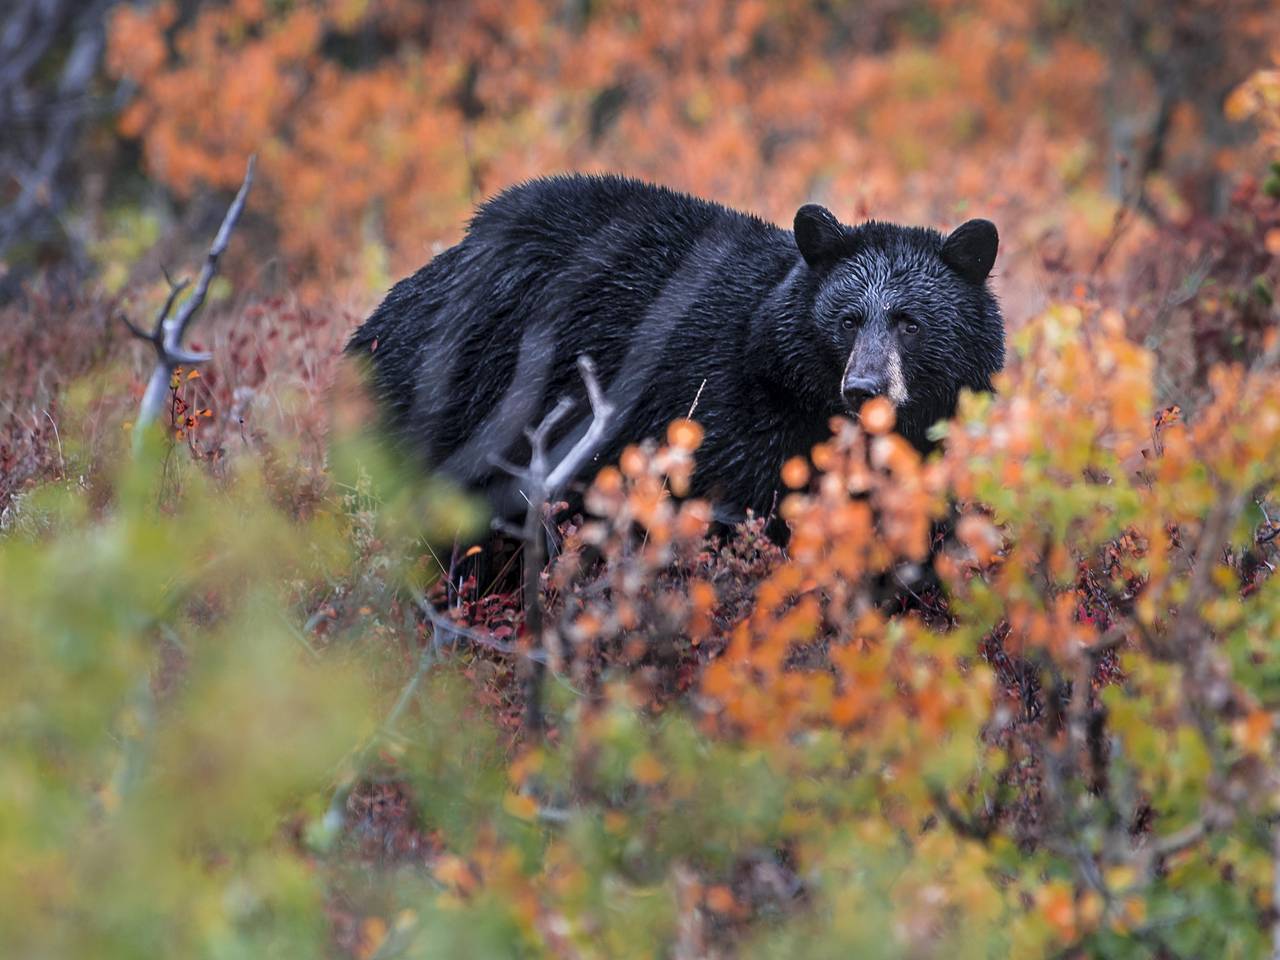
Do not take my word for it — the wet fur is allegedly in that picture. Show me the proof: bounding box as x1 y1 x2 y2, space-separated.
348 174 1004 521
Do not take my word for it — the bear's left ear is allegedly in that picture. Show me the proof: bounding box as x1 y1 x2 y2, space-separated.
941 218 998 284
794 204 847 268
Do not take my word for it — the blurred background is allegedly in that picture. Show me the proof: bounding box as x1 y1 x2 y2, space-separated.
4 0 1277 302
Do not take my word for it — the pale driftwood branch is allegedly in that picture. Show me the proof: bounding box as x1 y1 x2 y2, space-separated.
545 356 617 494
126 155 255 439
487 354 615 732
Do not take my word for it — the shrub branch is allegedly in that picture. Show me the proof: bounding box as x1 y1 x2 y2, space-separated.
124 155 255 441
496 354 614 733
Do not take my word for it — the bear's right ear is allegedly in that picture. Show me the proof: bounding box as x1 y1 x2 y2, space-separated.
794 204 846 268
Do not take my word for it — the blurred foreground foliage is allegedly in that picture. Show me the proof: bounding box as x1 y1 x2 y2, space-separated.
5 292 1280 957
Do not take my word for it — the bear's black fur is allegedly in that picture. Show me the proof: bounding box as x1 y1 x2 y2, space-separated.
347 174 1004 523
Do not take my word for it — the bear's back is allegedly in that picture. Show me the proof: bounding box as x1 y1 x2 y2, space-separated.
349 174 801 517
468 174 774 249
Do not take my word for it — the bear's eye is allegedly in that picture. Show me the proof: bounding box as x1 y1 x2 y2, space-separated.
840 313 860 330
893 312 920 336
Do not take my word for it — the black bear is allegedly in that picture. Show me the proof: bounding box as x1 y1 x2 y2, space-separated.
347 174 1003 522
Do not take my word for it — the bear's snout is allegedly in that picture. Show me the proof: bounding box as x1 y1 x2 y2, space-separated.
842 375 886 411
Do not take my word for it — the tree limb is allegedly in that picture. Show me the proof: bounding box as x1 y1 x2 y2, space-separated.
488 354 615 733
126 156 255 442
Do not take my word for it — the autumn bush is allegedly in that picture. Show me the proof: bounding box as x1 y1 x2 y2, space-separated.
7 1 1280 957
92 0 1280 302
8 269 1280 955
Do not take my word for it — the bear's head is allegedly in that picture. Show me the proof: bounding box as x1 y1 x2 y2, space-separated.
791 204 1004 450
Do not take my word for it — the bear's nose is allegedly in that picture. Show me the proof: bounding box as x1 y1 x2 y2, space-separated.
842 375 886 409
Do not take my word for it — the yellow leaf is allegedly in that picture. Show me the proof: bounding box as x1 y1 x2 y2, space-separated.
629 751 665 786
1105 866 1136 891
503 791 539 821
433 854 477 893
356 917 387 960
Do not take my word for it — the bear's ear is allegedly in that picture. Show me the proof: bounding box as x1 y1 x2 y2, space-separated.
941 218 998 283
794 204 847 268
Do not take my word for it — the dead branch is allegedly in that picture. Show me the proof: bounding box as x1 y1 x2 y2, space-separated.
1148 818 1208 861
1085 623 1129 659
545 356 617 494
417 591 549 665
125 155 255 441
493 355 615 733
1170 487 1246 657
928 785 1003 842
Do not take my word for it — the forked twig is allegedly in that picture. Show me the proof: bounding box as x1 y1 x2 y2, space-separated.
124 155 255 441
497 355 615 732
544 356 617 494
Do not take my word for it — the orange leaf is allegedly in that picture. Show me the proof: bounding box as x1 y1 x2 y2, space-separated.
356 917 387 960
859 396 896 435
1233 709 1273 753
705 885 737 914
780 456 810 488
667 418 705 452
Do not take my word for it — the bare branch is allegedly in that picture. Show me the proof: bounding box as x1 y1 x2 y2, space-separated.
416 592 549 664
131 156 256 439
545 356 617 494
154 274 192 329
928 785 1003 842
517 354 615 733
1149 818 1208 860
527 396 575 456
685 377 708 420
487 453 529 483
120 313 158 345
1170 489 1245 656
1085 624 1128 659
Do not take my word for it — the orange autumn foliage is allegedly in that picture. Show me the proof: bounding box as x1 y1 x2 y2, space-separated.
106 0 1280 298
